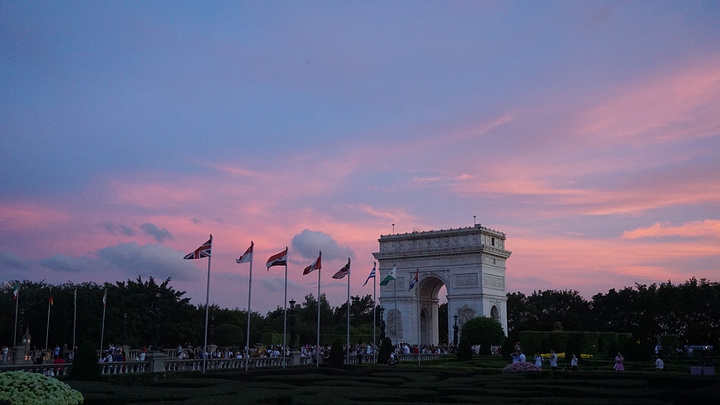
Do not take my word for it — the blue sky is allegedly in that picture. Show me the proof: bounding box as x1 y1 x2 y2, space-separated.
1 1 719 313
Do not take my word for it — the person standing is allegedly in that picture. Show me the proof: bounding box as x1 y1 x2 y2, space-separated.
614 352 625 371
570 354 578 371
655 354 664 371
549 349 558 371
534 352 543 369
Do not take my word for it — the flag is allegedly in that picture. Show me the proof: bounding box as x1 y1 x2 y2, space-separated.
102 289 107 308
303 251 322 275
74 286 77 304
332 258 351 279
266 248 288 270
379 265 397 286
409 268 419 291
184 236 212 260
49 295 54 306
362 262 376 287
236 242 253 263
12 283 19 300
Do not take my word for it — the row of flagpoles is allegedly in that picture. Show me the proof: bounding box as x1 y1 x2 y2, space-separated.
9 234 384 371
183 235 379 372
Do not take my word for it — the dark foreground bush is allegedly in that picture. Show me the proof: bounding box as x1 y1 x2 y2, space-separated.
328 338 344 366
70 341 101 381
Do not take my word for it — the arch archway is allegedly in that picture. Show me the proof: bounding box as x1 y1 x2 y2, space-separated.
374 225 511 345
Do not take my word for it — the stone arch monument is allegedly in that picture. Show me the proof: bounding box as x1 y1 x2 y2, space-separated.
372 224 511 345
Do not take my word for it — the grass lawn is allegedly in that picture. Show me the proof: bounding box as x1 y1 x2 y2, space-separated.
65 355 719 404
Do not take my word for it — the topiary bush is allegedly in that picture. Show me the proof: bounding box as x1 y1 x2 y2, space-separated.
456 336 473 361
0 371 84 404
377 337 393 364
328 338 345 367
70 340 101 381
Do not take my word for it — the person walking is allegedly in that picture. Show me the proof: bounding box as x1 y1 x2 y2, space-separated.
614 352 624 371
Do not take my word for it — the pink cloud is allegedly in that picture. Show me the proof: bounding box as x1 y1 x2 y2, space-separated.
622 220 720 240
0 201 72 231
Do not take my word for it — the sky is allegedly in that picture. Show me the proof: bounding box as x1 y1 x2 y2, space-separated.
1 1 719 314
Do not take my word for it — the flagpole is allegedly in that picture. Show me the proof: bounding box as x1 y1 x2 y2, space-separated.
393 276 397 348
73 286 77 355
417 270 421 366
345 259 350 364
13 283 19 347
316 263 321 368
283 247 288 369
372 263 377 363
245 242 253 372
100 288 107 356
45 287 52 351
202 236 212 374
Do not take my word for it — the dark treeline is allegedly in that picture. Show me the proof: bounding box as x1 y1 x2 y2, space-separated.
2 277 718 351
0 276 380 350
507 277 720 347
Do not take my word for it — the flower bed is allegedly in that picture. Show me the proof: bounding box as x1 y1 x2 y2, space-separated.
501 362 541 373
0 371 84 405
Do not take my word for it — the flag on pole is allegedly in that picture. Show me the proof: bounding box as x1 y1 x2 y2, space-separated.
362 263 376 286
49 294 54 306
303 251 322 275
409 268 419 291
236 242 253 263
13 283 19 300
266 248 288 270
379 265 397 286
332 258 351 279
184 237 212 260
74 287 77 304
102 289 107 308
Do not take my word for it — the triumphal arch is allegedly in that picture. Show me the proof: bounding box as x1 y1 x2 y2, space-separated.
372 225 511 345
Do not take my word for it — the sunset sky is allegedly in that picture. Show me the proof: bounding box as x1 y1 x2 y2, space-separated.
2 1 719 314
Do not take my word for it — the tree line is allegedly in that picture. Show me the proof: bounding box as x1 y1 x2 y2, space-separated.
506 277 720 348
2 277 718 351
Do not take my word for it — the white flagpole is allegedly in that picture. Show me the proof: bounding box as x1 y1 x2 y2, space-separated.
372 263 377 363
73 286 77 354
283 247 288 369
394 276 398 348
45 287 52 351
245 242 253 371
316 262 321 368
100 288 107 356
202 235 212 374
346 259 350 363
417 269 421 366
13 283 19 347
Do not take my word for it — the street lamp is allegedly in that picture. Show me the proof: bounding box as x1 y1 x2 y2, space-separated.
379 306 386 340
288 299 297 349
453 315 459 348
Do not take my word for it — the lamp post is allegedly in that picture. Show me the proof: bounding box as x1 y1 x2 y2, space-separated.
379 306 386 340
453 315 459 349
288 299 296 349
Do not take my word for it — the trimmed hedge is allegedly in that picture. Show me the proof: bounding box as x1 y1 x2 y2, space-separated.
519 331 632 355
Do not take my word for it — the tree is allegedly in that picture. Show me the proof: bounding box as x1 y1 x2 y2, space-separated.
459 316 505 355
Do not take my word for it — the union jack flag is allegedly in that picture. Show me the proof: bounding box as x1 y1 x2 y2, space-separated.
184 236 212 260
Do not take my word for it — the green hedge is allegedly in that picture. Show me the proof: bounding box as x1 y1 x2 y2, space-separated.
518 331 632 355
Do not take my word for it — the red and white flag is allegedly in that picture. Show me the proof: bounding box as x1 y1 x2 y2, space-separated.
332 258 351 279
236 242 254 264
184 236 212 260
266 248 288 270
303 251 322 275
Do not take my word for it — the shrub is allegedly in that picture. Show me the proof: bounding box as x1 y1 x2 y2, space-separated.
459 317 505 355
0 371 84 404
456 336 473 361
70 340 101 381
328 338 345 367
377 338 393 364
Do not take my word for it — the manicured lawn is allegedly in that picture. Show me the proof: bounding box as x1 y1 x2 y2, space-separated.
66 356 720 404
